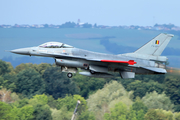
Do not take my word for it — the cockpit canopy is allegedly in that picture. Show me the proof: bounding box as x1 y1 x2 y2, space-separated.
39 42 73 48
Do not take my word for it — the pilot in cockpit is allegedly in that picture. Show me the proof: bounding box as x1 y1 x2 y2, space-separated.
39 42 73 48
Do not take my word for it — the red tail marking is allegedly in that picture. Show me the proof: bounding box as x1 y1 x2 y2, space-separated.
101 60 136 65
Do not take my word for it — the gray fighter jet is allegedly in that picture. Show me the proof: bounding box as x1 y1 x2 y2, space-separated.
10 33 173 78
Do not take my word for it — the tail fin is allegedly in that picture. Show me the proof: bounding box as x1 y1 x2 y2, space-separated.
134 33 174 56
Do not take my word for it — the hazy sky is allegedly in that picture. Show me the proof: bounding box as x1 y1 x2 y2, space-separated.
0 0 179 26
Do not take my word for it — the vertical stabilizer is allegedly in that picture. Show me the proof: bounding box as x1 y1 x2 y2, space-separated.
134 33 174 56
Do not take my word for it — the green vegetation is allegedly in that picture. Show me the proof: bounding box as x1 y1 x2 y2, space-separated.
1 59 180 119
142 91 174 111
16 68 45 98
43 67 79 99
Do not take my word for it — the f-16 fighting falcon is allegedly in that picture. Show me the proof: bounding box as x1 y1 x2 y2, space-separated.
10 33 173 78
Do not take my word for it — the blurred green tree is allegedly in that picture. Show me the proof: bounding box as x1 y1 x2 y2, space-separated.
72 74 108 98
0 60 12 76
144 109 174 120
15 68 45 98
164 77 180 111
12 105 34 120
142 91 174 111
127 80 164 98
104 102 128 120
77 111 95 120
43 67 79 99
32 104 52 120
0 101 14 120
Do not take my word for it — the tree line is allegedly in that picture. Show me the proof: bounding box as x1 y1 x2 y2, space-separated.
0 59 180 120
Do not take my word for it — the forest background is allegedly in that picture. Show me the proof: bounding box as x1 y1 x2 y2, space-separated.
1 24 180 119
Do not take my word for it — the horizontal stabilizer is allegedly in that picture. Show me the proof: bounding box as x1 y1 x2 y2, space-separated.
141 67 167 73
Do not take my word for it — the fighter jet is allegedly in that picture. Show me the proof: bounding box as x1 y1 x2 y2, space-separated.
10 33 173 78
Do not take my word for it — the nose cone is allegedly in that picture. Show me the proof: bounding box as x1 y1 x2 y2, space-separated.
10 48 31 55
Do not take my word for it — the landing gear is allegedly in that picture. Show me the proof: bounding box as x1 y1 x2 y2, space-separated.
90 70 95 74
67 73 73 78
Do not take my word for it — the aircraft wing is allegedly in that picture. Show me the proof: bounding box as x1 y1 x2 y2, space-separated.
40 52 140 79
40 52 85 59
40 52 137 65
